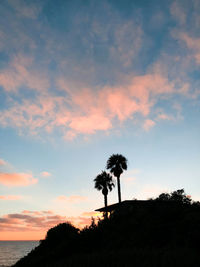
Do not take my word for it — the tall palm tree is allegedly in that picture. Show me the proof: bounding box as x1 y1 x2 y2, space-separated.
106 154 128 203
94 171 115 218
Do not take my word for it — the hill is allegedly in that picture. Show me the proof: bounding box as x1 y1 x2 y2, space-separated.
12 190 200 267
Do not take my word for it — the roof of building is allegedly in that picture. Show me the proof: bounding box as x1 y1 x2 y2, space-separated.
95 200 146 212
95 199 181 212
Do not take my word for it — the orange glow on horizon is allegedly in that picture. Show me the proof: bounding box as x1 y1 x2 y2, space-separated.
0 212 102 240
0 231 45 241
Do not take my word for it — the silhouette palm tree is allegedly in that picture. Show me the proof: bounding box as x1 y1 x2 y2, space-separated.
94 171 115 218
106 154 127 203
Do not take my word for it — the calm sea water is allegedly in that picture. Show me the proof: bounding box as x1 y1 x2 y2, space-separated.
0 241 39 267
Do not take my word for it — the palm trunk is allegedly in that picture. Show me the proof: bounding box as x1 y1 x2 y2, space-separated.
117 175 121 203
104 193 108 219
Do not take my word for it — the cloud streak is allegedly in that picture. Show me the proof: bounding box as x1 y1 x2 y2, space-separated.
0 210 100 240
0 211 67 232
40 171 51 178
0 159 7 166
56 195 88 203
0 195 22 200
0 172 37 187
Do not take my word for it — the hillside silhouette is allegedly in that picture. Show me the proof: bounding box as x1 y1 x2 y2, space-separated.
12 189 200 267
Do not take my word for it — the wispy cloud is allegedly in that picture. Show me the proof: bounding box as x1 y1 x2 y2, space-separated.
179 33 200 64
122 169 140 184
22 210 53 215
7 0 42 19
0 158 38 187
170 1 186 25
0 172 37 187
0 54 49 92
143 119 156 131
0 195 23 200
0 209 100 239
55 195 88 203
156 113 172 121
0 159 7 166
40 171 51 178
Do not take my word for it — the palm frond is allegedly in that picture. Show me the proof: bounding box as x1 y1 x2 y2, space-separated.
106 154 128 177
94 171 115 194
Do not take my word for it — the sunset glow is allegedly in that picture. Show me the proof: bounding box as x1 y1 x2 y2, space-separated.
0 0 199 240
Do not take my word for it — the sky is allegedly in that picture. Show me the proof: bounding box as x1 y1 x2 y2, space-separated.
0 0 199 240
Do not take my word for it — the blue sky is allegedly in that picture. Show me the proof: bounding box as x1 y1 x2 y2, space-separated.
0 0 200 240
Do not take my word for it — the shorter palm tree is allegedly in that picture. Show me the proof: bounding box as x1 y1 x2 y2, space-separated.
94 171 115 218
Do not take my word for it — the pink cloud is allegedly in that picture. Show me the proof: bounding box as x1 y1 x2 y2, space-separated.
0 72 176 138
110 21 143 67
0 159 7 166
0 95 66 134
0 172 38 187
179 33 200 64
8 0 42 19
64 130 77 141
42 210 54 214
104 89 141 121
124 177 136 183
0 211 67 233
40 171 51 177
180 33 200 51
195 54 200 64
143 119 156 131
22 210 43 215
0 209 100 239
0 195 22 200
56 195 88 203
69 114 112 134
122 169 140 184
22 210 53 215
156 113 172 121
58 73 174 136
0 54 49 92
63 73 174 123
170 2 186 25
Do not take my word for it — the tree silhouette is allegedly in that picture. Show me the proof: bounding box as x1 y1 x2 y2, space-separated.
155 189 192 205
106 154 127 203
94 171 115 218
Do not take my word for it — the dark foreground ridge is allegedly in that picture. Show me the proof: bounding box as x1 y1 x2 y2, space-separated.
13 190 200 267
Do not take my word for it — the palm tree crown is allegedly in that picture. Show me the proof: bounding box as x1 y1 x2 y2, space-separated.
94 171 114 195
106 154 128 203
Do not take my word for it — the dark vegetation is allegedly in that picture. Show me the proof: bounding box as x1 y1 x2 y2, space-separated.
13 189 200 267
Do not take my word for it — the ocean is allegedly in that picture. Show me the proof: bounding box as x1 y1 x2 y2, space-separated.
0 241 39 267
